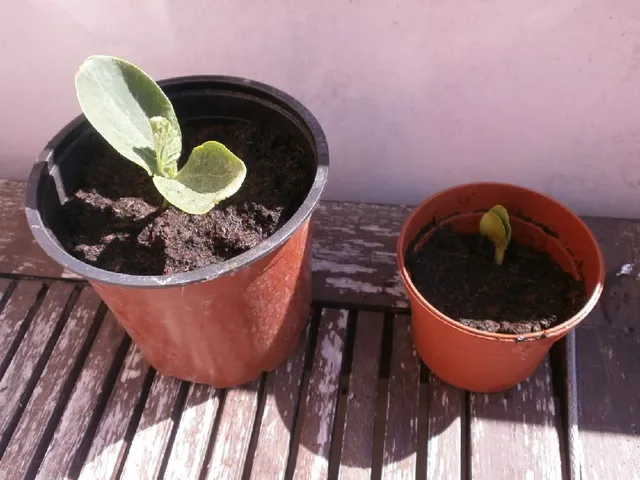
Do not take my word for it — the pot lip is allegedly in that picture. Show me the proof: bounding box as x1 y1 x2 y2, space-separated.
25 74 329 289
396 181 606 342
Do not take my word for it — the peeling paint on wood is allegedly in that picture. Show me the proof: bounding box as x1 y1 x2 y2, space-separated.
0 280 43 364
427 373 462 480
294 308 348 479
470 357 563 479
311 202 413 308
382 315 420 479
118 373 183 480
338 311 384 480
0 180 64 278
0 283 73 437
0 288 101 478
207 379 261 480
34 312 126 479
77 343 150 480
577 327 640 478
164 383 220 480
250 327 309 479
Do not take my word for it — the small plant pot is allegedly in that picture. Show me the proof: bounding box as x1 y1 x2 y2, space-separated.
26 76 329 388
397 182 604 393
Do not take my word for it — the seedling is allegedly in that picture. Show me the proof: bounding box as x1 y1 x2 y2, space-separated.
479 205 511 265
74 55 246 214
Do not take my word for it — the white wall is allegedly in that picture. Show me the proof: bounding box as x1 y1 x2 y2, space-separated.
2 0 640 218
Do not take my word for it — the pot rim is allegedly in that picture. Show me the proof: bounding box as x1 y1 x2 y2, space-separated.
396 181 605 342
25 75 329 289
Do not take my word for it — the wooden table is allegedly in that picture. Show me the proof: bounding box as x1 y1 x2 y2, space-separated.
0 179 638 479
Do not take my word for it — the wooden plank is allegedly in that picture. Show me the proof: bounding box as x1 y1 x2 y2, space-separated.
470 357 563 480
0 179 65 278
32 311 126 479
581 217 640 329
0 288 102 478
294 308 348 478
207 379 261 480
338 311 384 480
163 383 220 480
249 326 309 479
118 374 183 480
576 326 640 478
0 278 12 301
382 315 420 479
312 202 412 308
426 373 463 480
0 280 43 365
0 282 74 437
76 343 150 480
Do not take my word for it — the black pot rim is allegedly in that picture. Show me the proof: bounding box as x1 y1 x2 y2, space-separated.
25 75 329 288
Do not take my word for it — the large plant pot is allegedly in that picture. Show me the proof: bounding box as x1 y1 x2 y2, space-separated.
397 182 604 393
26 76 329 388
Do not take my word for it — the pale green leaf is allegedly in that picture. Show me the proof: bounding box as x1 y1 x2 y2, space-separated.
489 204 511 244
153 141 247 214
74 55 181 176
479 210 508 265
150 116 181 178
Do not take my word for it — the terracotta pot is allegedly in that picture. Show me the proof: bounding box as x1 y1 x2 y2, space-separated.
397 182 604 392
25 76 329 387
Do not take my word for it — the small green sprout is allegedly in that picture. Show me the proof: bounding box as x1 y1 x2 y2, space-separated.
74 55 246 214
479 205 511 265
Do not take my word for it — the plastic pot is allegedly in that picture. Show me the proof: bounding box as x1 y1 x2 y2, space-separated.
26 76 329 388
397 182 604 392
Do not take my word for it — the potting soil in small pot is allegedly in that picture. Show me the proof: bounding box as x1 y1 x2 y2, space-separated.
407 224 587 335
60 120 313 275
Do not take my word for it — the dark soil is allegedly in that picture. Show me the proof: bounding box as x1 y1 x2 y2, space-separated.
59 120 314 275
407 224 587 334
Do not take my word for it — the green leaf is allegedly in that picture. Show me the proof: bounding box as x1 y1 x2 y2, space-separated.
74 55 181 176
150 116 181 178
153 141 247 214
479 210 508 265
488 204 511 244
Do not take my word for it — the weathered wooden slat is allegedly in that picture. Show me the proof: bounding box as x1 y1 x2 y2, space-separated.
249 327 309 479
0 288 101 478
0 278 12 301
118 374 183 480
426 373 463 480
576 326 640 478
470 357 563 479
382 315 420 479
312 202 412 308
164 383 220 480
207 379 261 480
338 311 384 480
33 312 126 479
0 282 74 438
0 179 64 278
580 217 640 329
294 308 348 478
0 280 43 366
76 343 150 480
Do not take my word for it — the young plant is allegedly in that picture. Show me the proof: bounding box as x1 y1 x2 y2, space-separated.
479 205 511 265
74 55 246 214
